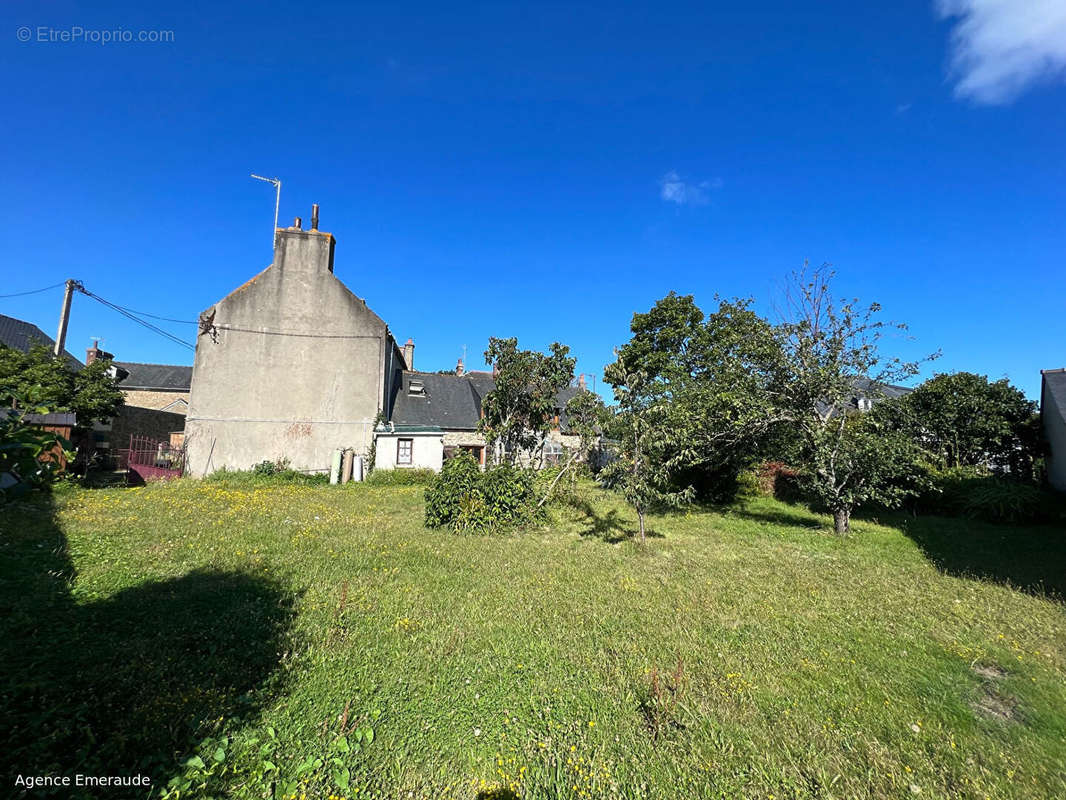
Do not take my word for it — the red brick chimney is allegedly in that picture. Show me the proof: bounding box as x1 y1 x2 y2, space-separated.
86 339 113 365
456 357 465 376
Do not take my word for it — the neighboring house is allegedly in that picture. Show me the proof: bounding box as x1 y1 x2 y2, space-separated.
373 364 588 472
185 207 409 476
847 377 912 412
0 313 82 369
1041 369 1066 491
112 360 193 414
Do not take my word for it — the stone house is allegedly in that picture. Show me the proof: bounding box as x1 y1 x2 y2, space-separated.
185 206 409 476
111 359 192 414
373 364 587 472
185 204 598 477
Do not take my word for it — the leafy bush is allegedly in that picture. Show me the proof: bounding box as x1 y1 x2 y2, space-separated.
915 465 1063 524
365 468 437 486
252 458 291 476
424 452 543 532
754 461 804 502
1 404 72 501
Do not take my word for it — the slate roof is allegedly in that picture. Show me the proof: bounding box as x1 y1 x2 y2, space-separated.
389 371 583 432
850 377 913 401
23 412 77 426
0 313 82 369
1042 369 1066 415
114 362 193 391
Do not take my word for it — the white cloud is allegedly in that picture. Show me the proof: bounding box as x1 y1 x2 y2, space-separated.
659 171 719 206
937 0 1066 104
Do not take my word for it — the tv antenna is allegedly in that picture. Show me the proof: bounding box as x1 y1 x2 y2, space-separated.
250 174 282 250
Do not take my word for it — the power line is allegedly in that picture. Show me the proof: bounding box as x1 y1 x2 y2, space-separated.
0 281 67 298
214 325 381 340
77 286 195 351
109 304 197 325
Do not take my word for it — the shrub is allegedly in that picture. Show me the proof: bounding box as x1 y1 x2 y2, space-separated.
754 461 804 502
424 452 543 532
365 468 437 487
207 464 328 486
915 465 1063 524
252 458 290 476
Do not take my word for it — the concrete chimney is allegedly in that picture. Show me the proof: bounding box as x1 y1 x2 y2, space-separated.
274 206 335 274
578 373 586 390
456 357 464 376
403 338 415 370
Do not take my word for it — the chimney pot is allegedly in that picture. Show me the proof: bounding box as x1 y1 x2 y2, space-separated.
293 216 302 229
311 203 319 230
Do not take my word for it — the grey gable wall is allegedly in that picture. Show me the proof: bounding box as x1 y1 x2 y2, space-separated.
185 221 393 475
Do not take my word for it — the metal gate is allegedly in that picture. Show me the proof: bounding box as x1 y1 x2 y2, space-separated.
119 434 186 483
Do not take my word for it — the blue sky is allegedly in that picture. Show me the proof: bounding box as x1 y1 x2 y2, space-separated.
3 0 1064 400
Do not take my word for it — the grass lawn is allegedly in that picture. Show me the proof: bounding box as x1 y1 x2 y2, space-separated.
2 477 1064 799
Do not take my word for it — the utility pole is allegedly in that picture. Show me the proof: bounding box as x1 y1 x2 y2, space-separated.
54 279 77 358
251 174 282 251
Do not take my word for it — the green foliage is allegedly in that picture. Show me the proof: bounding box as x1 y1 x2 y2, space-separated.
877 372 1041 480
0 343 124 426
798 414 932 528
478 337 576 464
0 391 73 500
608 293 783 503
599 370 692 541
771 265 936 534
207 464 329 486
915 465 1062 524
424 451 543 531
365 467 437 486
252 457 291 475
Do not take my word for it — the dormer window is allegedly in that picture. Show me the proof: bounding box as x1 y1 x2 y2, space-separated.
409 379 425 396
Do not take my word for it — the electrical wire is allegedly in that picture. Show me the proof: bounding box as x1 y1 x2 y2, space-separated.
214 325 381 340
0 281 67 298
109 304 198 325
77 286 195 351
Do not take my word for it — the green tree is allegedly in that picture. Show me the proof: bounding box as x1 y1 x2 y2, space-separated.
881 372 1040 478
610 293 783 501
478 337 576 465
0 387 73 499
773 266 935 534
0 344 124 426
536 388 609 507
599 368 692 543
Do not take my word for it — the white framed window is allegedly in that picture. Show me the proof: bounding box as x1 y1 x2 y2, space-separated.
397 438 413 465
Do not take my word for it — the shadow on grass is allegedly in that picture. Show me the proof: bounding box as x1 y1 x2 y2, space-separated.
891 512 1066 599
476 790 520 800
0 493 295 797
727 505 823 530
568 498 663 543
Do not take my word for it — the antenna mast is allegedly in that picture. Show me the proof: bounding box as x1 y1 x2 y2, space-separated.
250 174 282 251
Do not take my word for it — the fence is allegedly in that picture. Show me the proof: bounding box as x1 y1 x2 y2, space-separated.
118 434 186 483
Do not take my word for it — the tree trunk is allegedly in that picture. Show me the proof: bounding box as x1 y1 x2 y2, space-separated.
638 509 646 544
832 507 851 536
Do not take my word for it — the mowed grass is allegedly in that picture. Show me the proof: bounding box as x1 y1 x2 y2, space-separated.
2 478 1065 800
